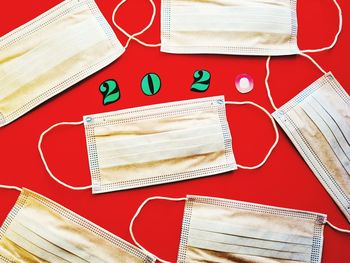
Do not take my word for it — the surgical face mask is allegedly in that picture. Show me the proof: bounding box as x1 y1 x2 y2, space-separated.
38 96 279 194
161 0 299 56
129 195 350 263
112 0 342 56
0 185 155 263
264 50 350 223
271 71 350 223
0 0 125 127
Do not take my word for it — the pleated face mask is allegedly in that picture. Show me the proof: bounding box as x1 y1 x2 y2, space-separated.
0 0 125 127
112 0 342 56
39 96 279 194
129 195 350 263
0 186 156 263
160 0 299 56
272 72 350 223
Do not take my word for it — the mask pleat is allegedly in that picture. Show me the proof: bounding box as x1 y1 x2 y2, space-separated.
188 240 310 262
96 112 225 168
310 87 350 143
186 246 300 263
99 151 227 186
301 102 350 173
308 97 350 157
172 7 292 34
7 220 88 263
13 210 113 262
92 106 221 136
5 227 73 263
89 97 220 125
96 124 223 153
189 219 314 246
99 132 223 155
286 108 350 199
99 138 224 168
95 121 222 146
0 236 47 263
189 229 311 253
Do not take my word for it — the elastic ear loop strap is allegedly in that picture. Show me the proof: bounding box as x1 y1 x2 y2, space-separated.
225 101 279 170
112 0 161 48
130 196 188 263
326 220 350 234
0 185 22 192
38 121 92 191
265 53 327 111
300 0 342 53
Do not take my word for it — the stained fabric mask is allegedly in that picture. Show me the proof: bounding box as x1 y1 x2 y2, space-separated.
38 96 279 194
0 185 156 263
267 57 350 223
129 195 350 263
112 0 342 56
0 0 125 127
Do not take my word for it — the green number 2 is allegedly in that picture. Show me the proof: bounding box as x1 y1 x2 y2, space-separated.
191 70 211 92
99 79 120 105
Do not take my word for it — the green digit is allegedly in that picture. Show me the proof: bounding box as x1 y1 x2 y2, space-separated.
99 79 120 105
191 70 211 92
141 73 161 96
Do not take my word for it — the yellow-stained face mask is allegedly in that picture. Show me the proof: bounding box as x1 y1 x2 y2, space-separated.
111 0 342 57
273 73 350 222
0 0 124 127
160 0 299 56
38 96 279 194
128 195 350 263
177 196 326 263
0 187 155 263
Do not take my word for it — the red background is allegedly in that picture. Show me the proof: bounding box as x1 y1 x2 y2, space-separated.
1 1 350 262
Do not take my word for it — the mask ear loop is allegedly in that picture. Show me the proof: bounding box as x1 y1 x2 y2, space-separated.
130 196 188 263
265 53 327 110
224 101 279 170
326 220 350 234
300 0 342 53
265 56 279 112
38 121 92 191
0 184 22 192
112 0 161 49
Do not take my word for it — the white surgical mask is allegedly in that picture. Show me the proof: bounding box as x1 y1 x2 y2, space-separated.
38 96 279 193
0 0 125 127
0 185 156 262
266 54 350 223
129 195 350 263
111 0 342 56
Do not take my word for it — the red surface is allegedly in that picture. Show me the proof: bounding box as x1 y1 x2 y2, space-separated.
1 1 350 262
